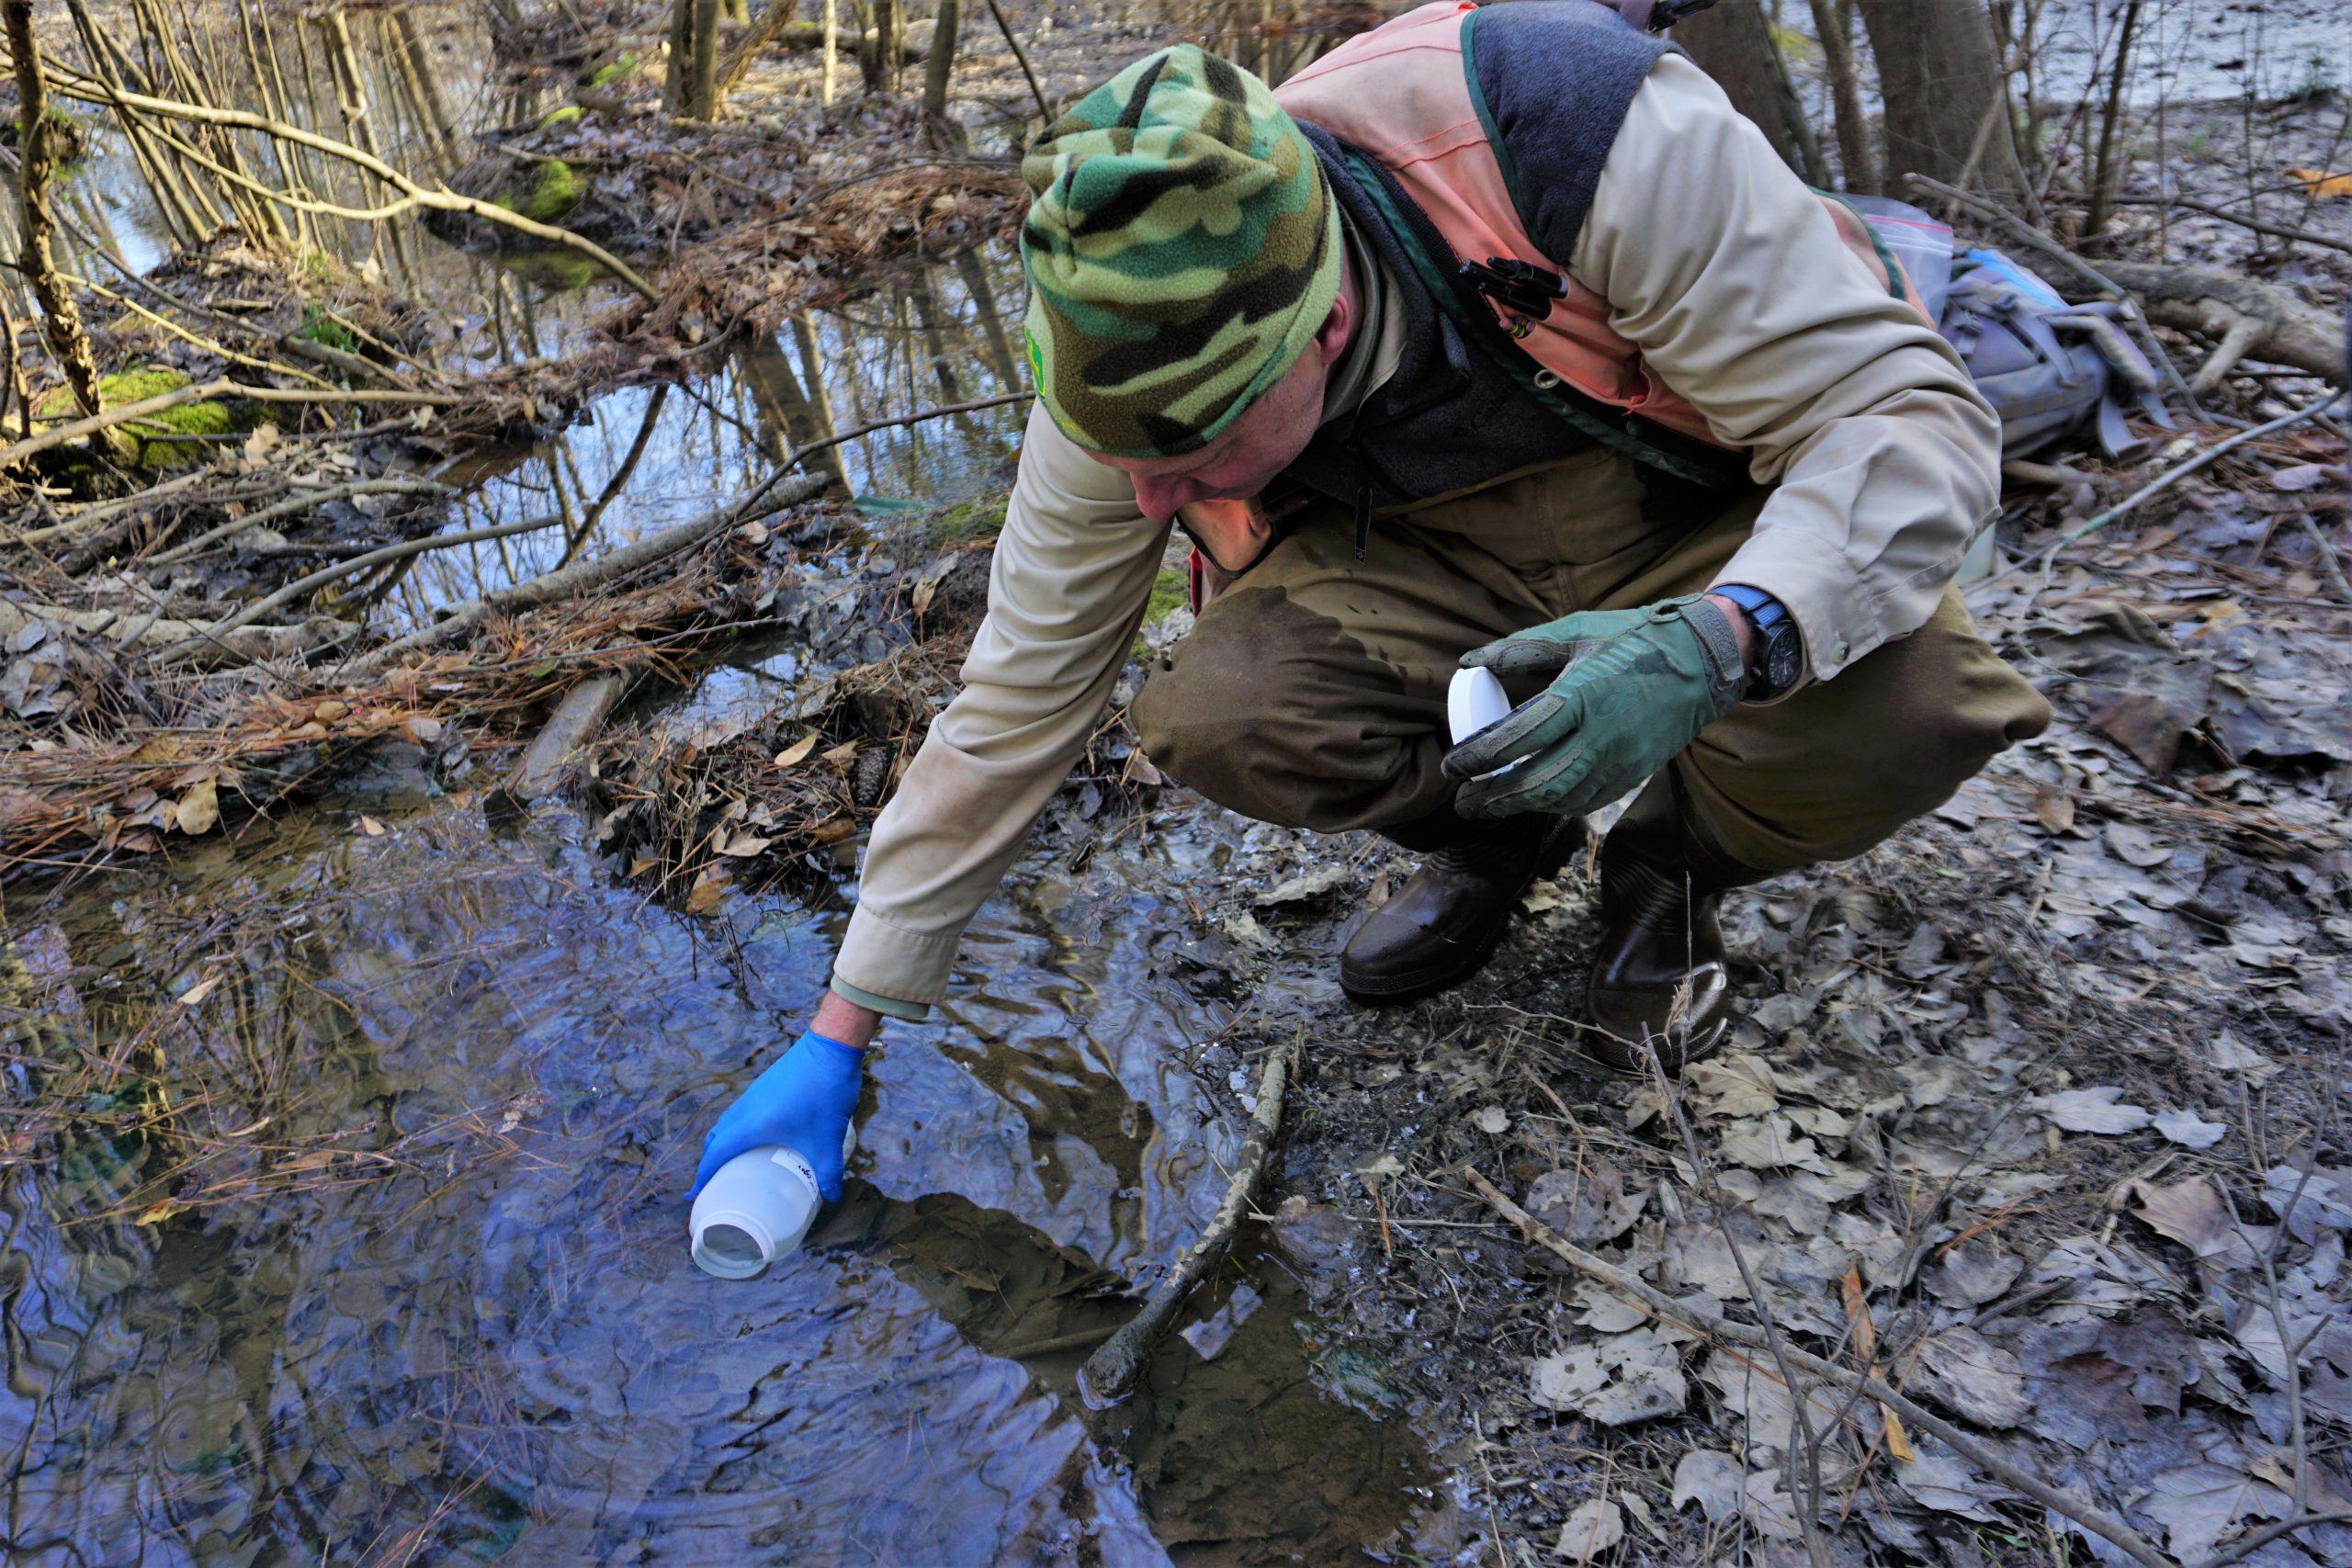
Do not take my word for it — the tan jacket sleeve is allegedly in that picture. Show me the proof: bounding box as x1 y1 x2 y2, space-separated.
831 401 1169 1010
1571 54 2001 682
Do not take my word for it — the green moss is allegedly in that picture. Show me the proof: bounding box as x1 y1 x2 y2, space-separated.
539 105 583 128
296 306 360 354
493 157 585 225
497 248 600 292
584 51 639 89
923 488 1011 545
1132 566 1189 660
36 367 234 468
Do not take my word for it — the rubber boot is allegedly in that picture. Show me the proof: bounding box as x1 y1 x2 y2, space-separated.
1585 769 1772 1074
1340 808 1585 1004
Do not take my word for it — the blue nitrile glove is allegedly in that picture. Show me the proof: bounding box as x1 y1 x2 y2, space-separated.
1442 595 1746 820
689 1030 865 1201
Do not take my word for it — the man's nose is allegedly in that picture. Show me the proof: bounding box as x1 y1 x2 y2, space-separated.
1128 472 1194 523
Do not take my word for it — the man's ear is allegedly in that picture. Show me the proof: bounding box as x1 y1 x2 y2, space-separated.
1313 285 1351 367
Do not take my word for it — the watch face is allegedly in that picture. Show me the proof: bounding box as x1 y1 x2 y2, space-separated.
1763 626 1803 694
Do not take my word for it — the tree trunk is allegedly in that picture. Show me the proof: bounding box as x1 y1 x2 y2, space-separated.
1806 0 1877 193
1857 0 2024 195
689 0 722 118
921 0 959 134
1672 0 1824 182
6 0 102 420
717 0 803 98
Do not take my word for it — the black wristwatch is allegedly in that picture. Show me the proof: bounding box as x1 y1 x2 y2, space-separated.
1713 583 1803 701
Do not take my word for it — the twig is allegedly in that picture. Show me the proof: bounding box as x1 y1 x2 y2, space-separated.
42 66 660 300
1905 172 2204 417
1076 1029 1299 1409
345 473 833 673
1652 1065 1834 1568
1981 389 2347 583
0 379 462 470
2297 513 2352 605
981 0 1051 124
1464 1168 2177 1568
2108 194 2352 257
146 479 454 566
156 513 566 664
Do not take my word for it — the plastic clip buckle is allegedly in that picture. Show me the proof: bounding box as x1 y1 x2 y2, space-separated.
1459 256 1566 322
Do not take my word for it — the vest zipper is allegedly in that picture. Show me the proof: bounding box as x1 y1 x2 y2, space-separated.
1352 483 1373 562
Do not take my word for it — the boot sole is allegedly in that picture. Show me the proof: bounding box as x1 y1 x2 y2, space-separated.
1338 816 1587 1007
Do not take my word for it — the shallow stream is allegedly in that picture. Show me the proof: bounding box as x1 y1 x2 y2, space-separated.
4 5 1442 1562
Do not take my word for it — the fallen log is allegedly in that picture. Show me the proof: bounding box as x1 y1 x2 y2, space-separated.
2095 260 2347 391
0 593 350 665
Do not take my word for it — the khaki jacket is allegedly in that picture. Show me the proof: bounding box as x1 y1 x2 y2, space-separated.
831 54 2000 1016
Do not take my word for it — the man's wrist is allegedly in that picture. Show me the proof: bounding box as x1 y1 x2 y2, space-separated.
1702 592 1758 663
812 987 884 1050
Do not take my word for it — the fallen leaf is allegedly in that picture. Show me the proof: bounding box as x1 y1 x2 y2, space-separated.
136 1198 191 1225
718 830 772 858
405 715 445 745
355 815 387 837
2286 166 2352 197
175 777 220 836
2129 1176 2257 1274
176 972 223 1007
1553 1497 1622 1561
1915 1326 2032 1428
685 864 729 913
2032 787 2076 833
1472 1106 1510 1135
2035 1085 2152 1134
772 731 821 769
2140 1461 2291 1564
2267 463 2335 492
2153 1108 2227 1148
1928 1237 2024 1308
1668 1450 1742 1525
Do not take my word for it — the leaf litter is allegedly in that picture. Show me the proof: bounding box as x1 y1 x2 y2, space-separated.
1122 389 2352 1563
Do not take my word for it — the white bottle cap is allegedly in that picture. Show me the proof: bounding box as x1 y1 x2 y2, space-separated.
1447 667 1518 774
691 1145 821 1280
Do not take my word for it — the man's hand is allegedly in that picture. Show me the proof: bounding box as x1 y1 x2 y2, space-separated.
1441 593 1747 820
690 1028 867 1201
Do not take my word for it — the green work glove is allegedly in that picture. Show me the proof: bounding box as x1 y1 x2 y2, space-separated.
1442 594 1747 820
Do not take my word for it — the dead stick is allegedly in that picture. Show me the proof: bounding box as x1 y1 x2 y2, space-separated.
1077 1032 1298 1409
1980 389 2346 584
157 513 564 664
0 378 461 469
345 472 834 672
982 0 1051 124
147 479 454 566
1464 1168 2175 1568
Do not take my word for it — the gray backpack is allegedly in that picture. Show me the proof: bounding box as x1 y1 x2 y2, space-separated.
1935 248 2171 461
1836 195 2171 464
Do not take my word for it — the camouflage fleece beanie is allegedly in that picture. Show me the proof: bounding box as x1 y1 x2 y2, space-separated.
1020 46 1342 458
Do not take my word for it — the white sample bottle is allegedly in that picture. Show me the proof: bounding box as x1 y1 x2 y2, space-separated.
690 1145 822 1279
1446 666 1517 773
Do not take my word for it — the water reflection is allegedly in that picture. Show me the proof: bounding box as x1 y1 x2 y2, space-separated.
3 775 1429 1563
380 243 1030 623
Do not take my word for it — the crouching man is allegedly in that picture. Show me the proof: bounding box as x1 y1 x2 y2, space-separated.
692 2 2050 1203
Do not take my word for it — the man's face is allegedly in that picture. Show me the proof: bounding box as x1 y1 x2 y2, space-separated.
1089 290 1351 523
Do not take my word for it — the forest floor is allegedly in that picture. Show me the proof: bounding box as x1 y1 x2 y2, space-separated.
3 3 2350 1565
